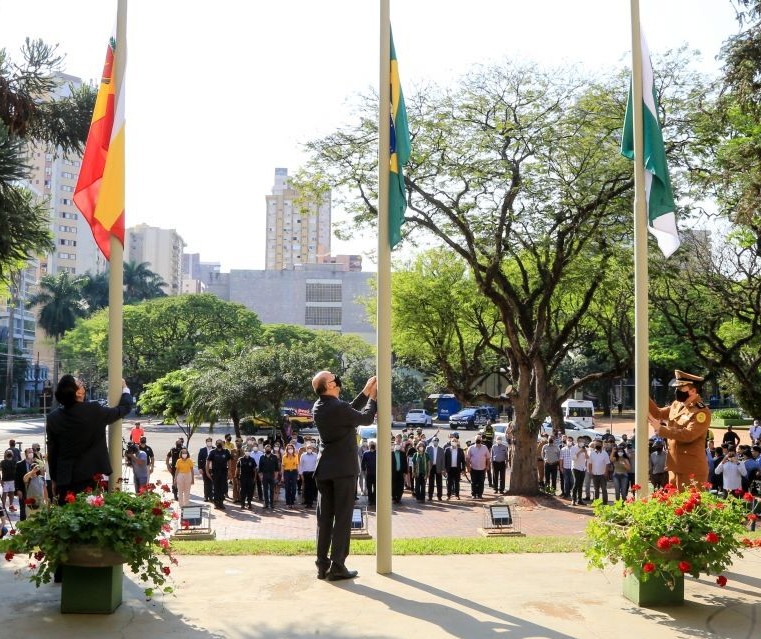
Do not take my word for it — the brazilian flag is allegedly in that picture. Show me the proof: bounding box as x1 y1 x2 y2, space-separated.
389 30 410 249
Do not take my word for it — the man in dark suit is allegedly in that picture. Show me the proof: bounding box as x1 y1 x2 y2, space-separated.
312 371 376 581
46 375 132 501
197 437 215 502
391 442 406 503
14 447 35 520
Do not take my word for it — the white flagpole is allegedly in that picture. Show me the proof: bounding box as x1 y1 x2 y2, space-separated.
376 0 393 574
630 0 650 499
108 0 127 491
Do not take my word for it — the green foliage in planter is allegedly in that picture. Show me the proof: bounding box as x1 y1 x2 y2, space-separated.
585 482 752 589
3 480 177 597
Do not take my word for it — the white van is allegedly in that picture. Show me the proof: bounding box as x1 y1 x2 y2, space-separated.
561 399 595 428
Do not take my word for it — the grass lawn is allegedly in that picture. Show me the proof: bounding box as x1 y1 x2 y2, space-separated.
169 536 586 556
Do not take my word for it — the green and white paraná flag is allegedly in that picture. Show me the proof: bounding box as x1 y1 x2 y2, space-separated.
621 33 680 258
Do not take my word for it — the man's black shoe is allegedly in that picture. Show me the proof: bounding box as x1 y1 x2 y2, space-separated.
326 565 358 581
317 567 327 580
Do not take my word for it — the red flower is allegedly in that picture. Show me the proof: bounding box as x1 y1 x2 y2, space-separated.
161 566 171 576
161 484 171 493
741 537 753 547
678 561 692 573
159 538 170 549
683 501 695 513
743 492 754 502
674 508 685 516
630 484 641 492
161 523 171 532
705 532 720 544
4 551 14 562
642 562 656 573
702 482 713 489
716 575 727 587
33 551 45 561
656 536 672 550
161 500 172 509
65 492 76 504
24 497 36 506
151 507 163 516
714 502 725 510
747 513 758 522
688 473 696 479
669 536 681 546
84 486 93 494
733 488 743 496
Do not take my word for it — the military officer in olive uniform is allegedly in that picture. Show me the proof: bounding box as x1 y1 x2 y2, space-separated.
648 370 711 490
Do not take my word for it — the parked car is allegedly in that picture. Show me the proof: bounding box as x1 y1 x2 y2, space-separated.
478 421 511 439
540 419 620 445
404 408 433 428
449 407 491 430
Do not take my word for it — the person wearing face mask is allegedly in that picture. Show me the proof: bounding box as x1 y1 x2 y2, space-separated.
426 437 445 501
587 440 610 504
360 441 377 506
299 442 319 508
165 439 184 500
258 444 281 510
444 437 466 499
250 442 264 502
237 447 257 509
14 448 37 521
311 371 377 581
46 375 132 504
205 440 231 510
648 369 711 490
282 444 300 507
174 448 195 507
197 437 215 503
391 441 406 503
466 437 490 499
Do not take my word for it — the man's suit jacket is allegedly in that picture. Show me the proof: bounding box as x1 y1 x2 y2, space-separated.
312 392 376 480
444 447 466 472
46 393 132 486
198 445 213 473
427 444 445 470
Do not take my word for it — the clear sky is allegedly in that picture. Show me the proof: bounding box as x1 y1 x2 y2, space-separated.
0 0 741 272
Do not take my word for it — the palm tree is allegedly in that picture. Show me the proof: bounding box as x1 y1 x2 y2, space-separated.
26 272 88 381
123 261 167 304
81 270 110 314
1 39 96 156
0 124 54 278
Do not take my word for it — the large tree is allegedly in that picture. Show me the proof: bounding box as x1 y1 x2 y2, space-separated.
648 1 761 416
58 294 263 394
304 58 702 493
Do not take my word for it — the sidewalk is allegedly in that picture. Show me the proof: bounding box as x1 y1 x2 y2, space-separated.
2 552 759 638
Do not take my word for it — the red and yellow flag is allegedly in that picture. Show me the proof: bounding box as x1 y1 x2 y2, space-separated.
74 35 125 261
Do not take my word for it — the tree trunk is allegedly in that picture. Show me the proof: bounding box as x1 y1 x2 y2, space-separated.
506 368 539 496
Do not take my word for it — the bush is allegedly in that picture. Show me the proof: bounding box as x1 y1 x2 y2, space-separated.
714 408 743 420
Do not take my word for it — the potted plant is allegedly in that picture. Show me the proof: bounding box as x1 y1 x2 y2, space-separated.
3 478 177 613
585 481 759 606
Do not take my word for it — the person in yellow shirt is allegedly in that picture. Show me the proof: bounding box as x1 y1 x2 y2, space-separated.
282 444 300 507
174 448 195 507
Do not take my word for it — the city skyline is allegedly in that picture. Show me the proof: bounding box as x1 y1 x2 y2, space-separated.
0 1 741 272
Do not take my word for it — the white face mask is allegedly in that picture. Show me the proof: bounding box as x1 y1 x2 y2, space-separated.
394 445 401 451
252 446 258 452
433 441 439 447
274 446 280 452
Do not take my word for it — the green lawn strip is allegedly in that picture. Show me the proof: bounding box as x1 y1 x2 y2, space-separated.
169 536 584 556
